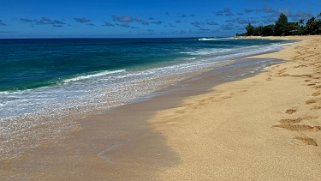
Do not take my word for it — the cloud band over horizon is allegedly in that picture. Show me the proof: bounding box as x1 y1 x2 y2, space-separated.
0 0 320 38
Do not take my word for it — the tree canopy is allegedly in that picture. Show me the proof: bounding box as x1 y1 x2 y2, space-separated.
237 12 321 36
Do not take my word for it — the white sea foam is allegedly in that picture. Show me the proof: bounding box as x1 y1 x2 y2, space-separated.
198 37 234 41
198 38 220 41
182 48 233 56
0 42 289 120
1 43 287 117
0 41 292 160
0 91 10 95
183 43 283 57
62 69 126 84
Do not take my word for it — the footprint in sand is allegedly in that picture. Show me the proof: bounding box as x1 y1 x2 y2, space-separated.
312 92 321 97
221 96 232 100
175 110 186 114
306 99 317 104
294 64 308 68
276 68 288 77
293 137 318 146
279 116 318 124
278 68 287 73
285 108 297 114
279 73 289 77
273 124 321 132
198 99 209 106
280 118 302 124
266 77 272 81
311 105 321 110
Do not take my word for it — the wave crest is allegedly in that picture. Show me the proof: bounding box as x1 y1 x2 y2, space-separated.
198 38 220 41
62 69 126 84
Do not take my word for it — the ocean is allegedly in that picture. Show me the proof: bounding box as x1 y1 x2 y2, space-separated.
0 37 291 158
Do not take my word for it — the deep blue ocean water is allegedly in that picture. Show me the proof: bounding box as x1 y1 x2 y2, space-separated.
0 38 287 91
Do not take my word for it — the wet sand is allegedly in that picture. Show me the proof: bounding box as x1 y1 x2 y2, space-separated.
2 36 321 180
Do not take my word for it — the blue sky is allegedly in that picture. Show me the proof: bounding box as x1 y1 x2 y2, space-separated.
0 0 320 38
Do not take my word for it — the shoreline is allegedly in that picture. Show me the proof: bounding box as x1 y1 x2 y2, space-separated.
0 39 288 162
2 35 321 180
0 56 283 180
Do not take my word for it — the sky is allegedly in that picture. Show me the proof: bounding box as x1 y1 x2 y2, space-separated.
0 0 320 38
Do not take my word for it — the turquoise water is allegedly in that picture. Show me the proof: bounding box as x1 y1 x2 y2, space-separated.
0 37 291 120
0 38 287 91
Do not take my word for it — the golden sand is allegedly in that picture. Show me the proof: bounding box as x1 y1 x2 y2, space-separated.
149 36 321 180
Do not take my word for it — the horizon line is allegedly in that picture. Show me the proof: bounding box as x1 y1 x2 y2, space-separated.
0 36 232 40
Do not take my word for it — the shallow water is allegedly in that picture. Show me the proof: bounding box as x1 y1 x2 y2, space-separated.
0 38 290 120
0 37 291 159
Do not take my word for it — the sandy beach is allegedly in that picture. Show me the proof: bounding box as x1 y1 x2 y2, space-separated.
153 35 321 180
1 35 321 180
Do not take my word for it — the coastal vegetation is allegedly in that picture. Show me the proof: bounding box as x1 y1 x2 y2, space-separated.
237 12 321 36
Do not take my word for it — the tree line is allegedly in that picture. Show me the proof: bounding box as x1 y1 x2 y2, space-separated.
237 12 321 36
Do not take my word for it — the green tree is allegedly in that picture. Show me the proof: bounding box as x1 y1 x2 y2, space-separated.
306 17 317 34
262 25 274 36
317 20 321 34
245 23 255 36
253 26 264 36
317 13 321 34
287 22 300 35
237 12 321 36
274 13 289 36
297 19 306 35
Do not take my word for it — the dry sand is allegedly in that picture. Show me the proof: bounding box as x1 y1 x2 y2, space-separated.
150 36 321 180
1 36 321 180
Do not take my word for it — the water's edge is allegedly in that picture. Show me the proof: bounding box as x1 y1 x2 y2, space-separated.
0 40 292 161
0 57 286 181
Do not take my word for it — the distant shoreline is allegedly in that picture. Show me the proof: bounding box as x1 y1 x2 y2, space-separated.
235 35 305 40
